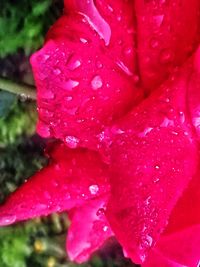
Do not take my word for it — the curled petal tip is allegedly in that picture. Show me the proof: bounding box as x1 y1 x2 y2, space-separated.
0 214 17 226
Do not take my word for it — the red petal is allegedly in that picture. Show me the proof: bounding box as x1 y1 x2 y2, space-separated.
144 168 200 267
135 0 200 93
106 57 198 264
0 143 109 226
156 225 200 267
142 249 188 267
188 47 200 140
31 0 143 149
66 197 113 263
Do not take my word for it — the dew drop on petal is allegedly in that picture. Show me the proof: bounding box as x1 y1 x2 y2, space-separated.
116 60 133 76
80 37 88 44
91 75 103 90
65 135 80 148
103 225 109 232
53 68 61 75
96 61 103 69
63 79 79 91
153 15 164 27
67 59 81 70
144 234 153 247
150 38 159 48
89 184 99 195
160 49 173 63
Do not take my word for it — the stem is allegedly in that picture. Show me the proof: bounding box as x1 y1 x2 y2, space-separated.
0 77 36 100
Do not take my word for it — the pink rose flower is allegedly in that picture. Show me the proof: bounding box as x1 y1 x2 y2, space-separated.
1 1 200 266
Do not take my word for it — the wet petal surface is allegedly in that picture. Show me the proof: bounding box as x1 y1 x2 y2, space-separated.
106 56 199 264
31 0 142 149
135 0 200 93
0 143 109 226
67 196 113 263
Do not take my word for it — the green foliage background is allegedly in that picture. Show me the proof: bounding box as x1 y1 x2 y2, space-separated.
0 1 138 267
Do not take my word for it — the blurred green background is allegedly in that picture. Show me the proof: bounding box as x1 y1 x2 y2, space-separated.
0 1 138 266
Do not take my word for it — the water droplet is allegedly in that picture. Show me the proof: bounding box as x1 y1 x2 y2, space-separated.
117 15 122 22
68 59 81 70
133 75 140 83
144 234 153 247
66 96 73 101
96 61 103 69
65 136 80 148
116 60 133 76
153 15 164 27
150 38 159 48
103 225 109 232
0 214 17 226
123 47 132 56
43 54 50 62
138 127 153 137
171 131 179 136
89 184 99 195
160 49 172 63
155 165 160 170
78 1 111 45
39 108 53 119
179 111 185 123
63 79 79 91
91 75 103 90
96 208 105 216
107 5 113 12
80 37 88 44
153 177 160 183
53 68 61 75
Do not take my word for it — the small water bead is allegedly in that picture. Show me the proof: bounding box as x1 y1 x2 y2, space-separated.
53 68 61 75
150 38 159 49
80 37 88 44
40 89 55 100
160 49 173 63
39 108 53 118
65 96 73 101
123 47 132 56
91 75 103 90
96 60 103 69
67 59 81 70
103 225 109 232
65 135 80 148
153 14 164 27
153 177 160 183
42 54 50 62
66 107 78 115
38 122 51 138
179 111 185 124
96 208 105 217
89 185 99 195
143 234 153 247
63 79 79 91
116 60 133 76
154 165 160 170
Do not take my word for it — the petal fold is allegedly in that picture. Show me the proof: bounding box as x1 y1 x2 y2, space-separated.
106 56 199 264
66 196 113 263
